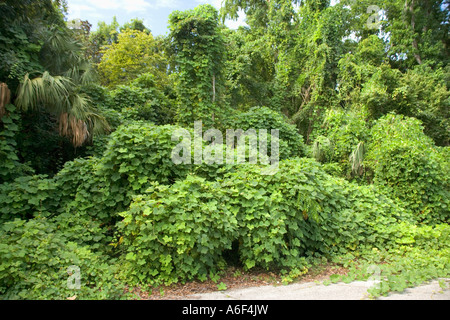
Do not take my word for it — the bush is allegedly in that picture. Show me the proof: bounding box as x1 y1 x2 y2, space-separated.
222 159 411 269
79 83 111 109
0 175 60 224
54 158 112 250
116 157 413 285
0 104 33 183
54 157 114 223
110 85 147 111
232 107 306 159
100 122 190 186
0 218 127 300
116 175 238 286
366 114 449 224
310 108 369 179
59 122 192 224
109 76 175 125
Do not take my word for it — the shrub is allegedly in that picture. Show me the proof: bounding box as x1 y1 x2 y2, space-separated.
0 175 60 224
110 85 147 111
109 77 174 125
116 157 412 285
79 83 111 109
116 175 238 286
100 122 190 186
54 157 114 223
221 160 324 270
55 158 100 207
0 218 127 300
310 108 369 179
60 122 192 224
0 104 33 183
54 158 112 250
222 159 410 269
232 107 306 159
366 114 449 224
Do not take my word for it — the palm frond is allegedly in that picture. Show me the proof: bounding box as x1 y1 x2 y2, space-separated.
16 72 110 147
350 142 365 175
59 92 110 147
15 72 73 113
64 61 98 86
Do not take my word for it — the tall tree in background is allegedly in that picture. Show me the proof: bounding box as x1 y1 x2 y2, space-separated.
98 29 168 88
168 4 227 128
0 0 109 175
382 0 449 68
221 0 349 141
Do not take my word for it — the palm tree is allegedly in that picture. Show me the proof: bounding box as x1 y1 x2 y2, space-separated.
13 21 110 148
15 72 109 148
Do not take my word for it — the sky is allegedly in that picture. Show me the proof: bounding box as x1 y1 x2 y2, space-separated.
66 0 248 36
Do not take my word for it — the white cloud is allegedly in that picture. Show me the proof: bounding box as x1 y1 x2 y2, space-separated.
225 9 247 30
67 3 95 20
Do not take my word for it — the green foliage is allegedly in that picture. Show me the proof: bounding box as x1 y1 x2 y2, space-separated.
336 35 386 108
116 176 238 286
61 123 191 224
366 114 449 224
54 157 99 210
53 157 116 250
120 18 151 34
108 75 175 125
0 0 65 89
0 104 33 183
381 0 449 68
0 175 59 224
116 157 414 285
100 122 190 186
1 0 449 301
223 159 412 269
311 136 334 164
310 108 369 178
220 160 323 270
169 4 228 128
232 106 306 159
0 217 127 300
98 29 168 87
391 65 449 146
322 108 369 159
328 223 450 298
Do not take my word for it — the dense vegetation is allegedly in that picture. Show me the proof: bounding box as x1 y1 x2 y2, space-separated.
0 0 448 299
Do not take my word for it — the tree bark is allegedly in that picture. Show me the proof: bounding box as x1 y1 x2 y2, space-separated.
0 82 11 120
407 0 423 64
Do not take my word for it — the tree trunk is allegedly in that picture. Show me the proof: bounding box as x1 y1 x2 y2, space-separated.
0 82 11 120
407 0 423 64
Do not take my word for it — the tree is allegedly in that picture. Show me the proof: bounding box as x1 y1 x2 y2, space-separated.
98 29 167 88
0 0 68 90
168 4 227 128
0 0 109 177
15 72 109 148
381 0 449 68
120 18 151 34
86 17 121 64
